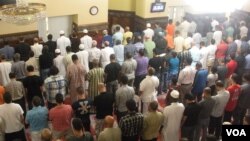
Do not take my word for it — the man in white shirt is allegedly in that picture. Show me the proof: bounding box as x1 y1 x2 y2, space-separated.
88 40 101 69
31 38 43 58
113 40 124 65
0 55 12 86
174 30 185 53
76 44 89 73
177 57 196 102
0 92 26 141
189 19 197 34
143 23 154 41
57 30 71 56
100 41 115 69
80 29 93 50
199 41 209 69
53 49 66 77
211 19 219 32
139 67 159 114
112 26 123 45
162 90 185 141
179 17 190 38
192 32 202 48
189 42 201 67
207 39 217 71
121 53 137 87
184 33 194 51
240 21 248 38
25 51 40 76
213 26 223 45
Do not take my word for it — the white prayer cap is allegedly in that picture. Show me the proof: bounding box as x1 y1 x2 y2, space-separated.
83 29 88 33
146 23 151 28
79 44 85 50
170 90 179 99
55 49 61 53
59 30 65 34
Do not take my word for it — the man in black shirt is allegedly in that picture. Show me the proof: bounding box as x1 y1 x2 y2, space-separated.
181 93 201 141
104 54 121 94
22 65 44 109
72 86 92 132
45 34 57 58
94 83 114 137
15 37 31 61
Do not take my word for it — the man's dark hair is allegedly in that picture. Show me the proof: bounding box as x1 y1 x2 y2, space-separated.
3 92 12 104
110 54 116 60
76 86 85 95
216 80 224 88
211 66 217 74
120 75 128 85
115 26 120 31
72 118 84 131
115 40 121 45
149 101 158 111
66 46 71 52
72 54 78 62
231 73 239 84
126 52 132 59
9 72 16 79
47 34 53 40
204 87 211 95
29 51 35 57
200 41 205 46
32 96 41 107
211 39 215 45
126 99 137 111
168 19 173 24
243 73 250 82
230 53 235 60
49 66 59 75
172 51 177 57
126 37 131 43
139 49 145 56
55 93 64 104
186 57 193 65
184 93 195 101
27 65 34 72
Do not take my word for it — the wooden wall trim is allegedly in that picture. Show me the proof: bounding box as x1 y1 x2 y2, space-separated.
0 30 38 38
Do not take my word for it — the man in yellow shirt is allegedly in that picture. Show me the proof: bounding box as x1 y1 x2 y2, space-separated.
123 26 133 45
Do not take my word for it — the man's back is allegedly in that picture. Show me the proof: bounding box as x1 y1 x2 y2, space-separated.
15 42 31 61
98 128 121 141
26 106 48 132
0 62 12 86
198 97 215 119
49 104 72 131
238 83 250 109
211 90 230 117
0 103 24 133
94 92 114 119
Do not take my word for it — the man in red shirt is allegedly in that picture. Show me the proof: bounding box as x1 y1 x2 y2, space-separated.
215 39 228 59
226 53 238 79
49 93 73 140
224 74 240 122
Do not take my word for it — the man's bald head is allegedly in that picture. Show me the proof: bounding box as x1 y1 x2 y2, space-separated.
41 128 52 141
104 115 115 128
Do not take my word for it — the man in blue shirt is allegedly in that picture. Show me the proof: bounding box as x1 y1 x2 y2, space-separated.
169 51 180 77
0 40 14 61
192 62 208 101
26 96 48 141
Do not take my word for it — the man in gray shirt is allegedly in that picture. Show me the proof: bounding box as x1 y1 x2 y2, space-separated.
194 87 215 141
121 53 137 87
115 75 135 122
209 81 230 140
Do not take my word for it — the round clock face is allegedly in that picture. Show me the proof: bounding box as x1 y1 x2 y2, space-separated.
90 6 99 15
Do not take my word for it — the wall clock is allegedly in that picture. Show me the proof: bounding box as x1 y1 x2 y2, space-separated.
89 6 99 15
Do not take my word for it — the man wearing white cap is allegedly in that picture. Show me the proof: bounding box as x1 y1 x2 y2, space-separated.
162 90 185 141
100 41 114 69
143 23 154 41
57 30 71 56
80 29 93 50
76 44 89 73
88 40 101 69
53 49 66 77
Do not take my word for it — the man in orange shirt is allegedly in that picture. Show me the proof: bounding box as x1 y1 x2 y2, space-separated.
0 85 5 105
166 19 175 49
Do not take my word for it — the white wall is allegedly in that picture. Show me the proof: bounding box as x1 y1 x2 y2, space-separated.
47 16 73 40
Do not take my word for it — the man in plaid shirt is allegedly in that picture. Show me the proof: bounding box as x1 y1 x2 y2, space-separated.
119 99 143 141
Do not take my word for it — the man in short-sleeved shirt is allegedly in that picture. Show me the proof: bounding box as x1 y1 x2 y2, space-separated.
23 65 44 109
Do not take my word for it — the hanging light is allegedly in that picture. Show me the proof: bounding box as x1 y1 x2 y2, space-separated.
0 0 46 25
